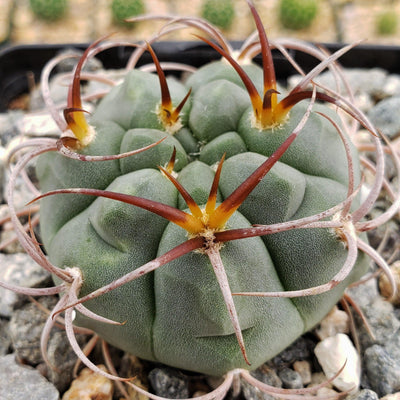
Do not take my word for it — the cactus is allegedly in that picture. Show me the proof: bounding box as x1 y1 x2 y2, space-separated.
201 0 235 30
376 11 397 35
29 0 68 21
3 0 398 397
279 0 318 30
111 0 145 27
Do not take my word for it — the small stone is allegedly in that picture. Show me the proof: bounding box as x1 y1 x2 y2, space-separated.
9 296 58 364
314 333 360 394
384 330 400 360
315 387 340 398
272 336 315 367
293 360 311 385
315 306 349 340
382 74 400 98
347 275 400 351
380 393 400 400
278 367 303 389
0 318 11 355
255 365 282 388
364 344 400 396
0 353 59 400
148 367 189 399
0 252 51 317
355 296 400 350
0 221 25 254
289 68 388 100
379 261 400 305
368 96 400 139
13 112 61 137
241 365 282 400
0 112 24 147
346 389 379 400
62 365 113 400
347 278 379 309
347 68 388 98
46 331 88 393
352 92 375 112
56 49 103 73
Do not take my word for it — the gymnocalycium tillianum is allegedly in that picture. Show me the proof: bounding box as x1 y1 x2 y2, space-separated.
2 0 399 398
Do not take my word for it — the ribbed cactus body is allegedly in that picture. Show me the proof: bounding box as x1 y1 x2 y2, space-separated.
36 59 369 375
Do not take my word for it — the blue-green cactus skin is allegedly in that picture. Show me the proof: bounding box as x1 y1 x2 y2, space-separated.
36 61 369 376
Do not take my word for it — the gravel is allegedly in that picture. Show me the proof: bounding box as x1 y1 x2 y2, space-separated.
148 367 190 399
278 367 303 389
8 296 58 365
0 353 59 400
368 96 400 139
364 345 400 396
0 253 51 317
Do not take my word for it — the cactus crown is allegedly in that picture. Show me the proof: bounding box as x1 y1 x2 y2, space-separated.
197 2 285 129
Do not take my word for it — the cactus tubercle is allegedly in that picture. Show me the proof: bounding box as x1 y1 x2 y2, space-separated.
147 43 192 134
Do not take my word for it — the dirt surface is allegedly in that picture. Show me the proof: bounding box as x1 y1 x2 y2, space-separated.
1 0 400 47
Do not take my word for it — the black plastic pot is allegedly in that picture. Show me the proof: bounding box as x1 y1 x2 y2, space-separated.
1 41 400 112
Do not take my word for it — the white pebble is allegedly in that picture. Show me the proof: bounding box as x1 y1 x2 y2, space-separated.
315 306 349 340
380 393 400 400
314 333 360 394
316 387 340 398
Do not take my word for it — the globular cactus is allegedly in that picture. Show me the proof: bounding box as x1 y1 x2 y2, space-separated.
29 0 68 21
3 0 398 396
278 0 318 30
201 0 235 30
35 9 367 375
111 0 145 27
376 11 397 36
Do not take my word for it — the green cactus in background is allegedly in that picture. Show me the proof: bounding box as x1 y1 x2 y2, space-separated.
111 0 145 27
201 0 235 30
279 0 318 30
5 1 396 392
376 11 397 35
29 0 68 21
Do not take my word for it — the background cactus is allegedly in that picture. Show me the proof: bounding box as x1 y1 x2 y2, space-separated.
200 0 235 30
111 0 145 27
376 11 398 35
29 0 68 21
278 0 318 30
